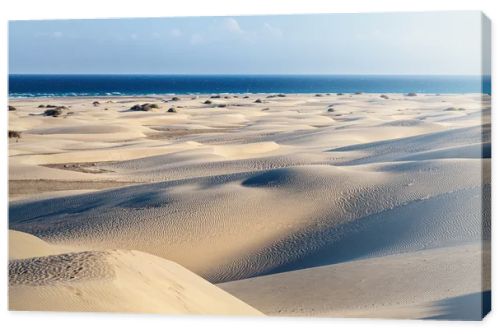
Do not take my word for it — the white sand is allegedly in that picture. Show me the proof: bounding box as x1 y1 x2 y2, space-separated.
9 93 490 318
9 231 262 315
220 243 490 320
9 230 74 260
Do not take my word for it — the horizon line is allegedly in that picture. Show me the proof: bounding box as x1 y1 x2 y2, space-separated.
9 73 488 76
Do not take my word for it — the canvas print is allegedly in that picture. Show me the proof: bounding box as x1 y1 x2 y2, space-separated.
8 12 491 320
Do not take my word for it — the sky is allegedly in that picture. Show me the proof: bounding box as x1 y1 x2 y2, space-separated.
8 12 489 75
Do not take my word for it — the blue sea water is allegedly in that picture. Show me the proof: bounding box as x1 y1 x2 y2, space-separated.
8 75 491 98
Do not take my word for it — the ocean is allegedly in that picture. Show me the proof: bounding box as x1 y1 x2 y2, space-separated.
8 75 491 98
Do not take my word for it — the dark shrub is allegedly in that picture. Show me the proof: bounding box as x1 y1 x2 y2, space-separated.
203 100 213 105
8 130 21 139
354 92 362 95
8 105 16 111
210 95 221 99
38 104 46 108
380 95 389 99
406 92 417 97
44 109 63 117
92 101 100 106
171 97 180 101
315 94 323 97
167 107 177 113
337 93 344 96
327 108 335 112
254 99 262 103
130 103 158 111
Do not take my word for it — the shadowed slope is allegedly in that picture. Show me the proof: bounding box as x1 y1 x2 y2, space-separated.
220 244 490 319
10 159 487 282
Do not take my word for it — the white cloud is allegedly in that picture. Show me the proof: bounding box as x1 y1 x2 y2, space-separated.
223 18 243 33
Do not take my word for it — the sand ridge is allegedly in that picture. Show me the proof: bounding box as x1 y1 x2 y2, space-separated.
9 232 263 315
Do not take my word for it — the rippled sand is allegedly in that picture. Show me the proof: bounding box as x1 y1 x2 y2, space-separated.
8 93 491 319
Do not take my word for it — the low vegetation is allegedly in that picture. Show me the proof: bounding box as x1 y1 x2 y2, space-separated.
44 109 63 117
8 130 21 140
130 103 160 111
444 107 466 111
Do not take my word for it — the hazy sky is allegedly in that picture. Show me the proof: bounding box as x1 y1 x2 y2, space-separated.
9 12 488 75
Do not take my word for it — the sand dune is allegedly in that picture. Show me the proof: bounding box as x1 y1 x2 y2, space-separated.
220 243 490 320
9 159 487 282
9 230 73 260
331 124 490 165
8 93 490 318
9 232 262 315
212 141 281 158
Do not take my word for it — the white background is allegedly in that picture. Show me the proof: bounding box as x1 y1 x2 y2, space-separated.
0 0 497 333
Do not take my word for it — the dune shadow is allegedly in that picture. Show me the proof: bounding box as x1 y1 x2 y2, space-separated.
241 168 295 188
328 125 490 165
267 185 488 275
423 291 491 321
